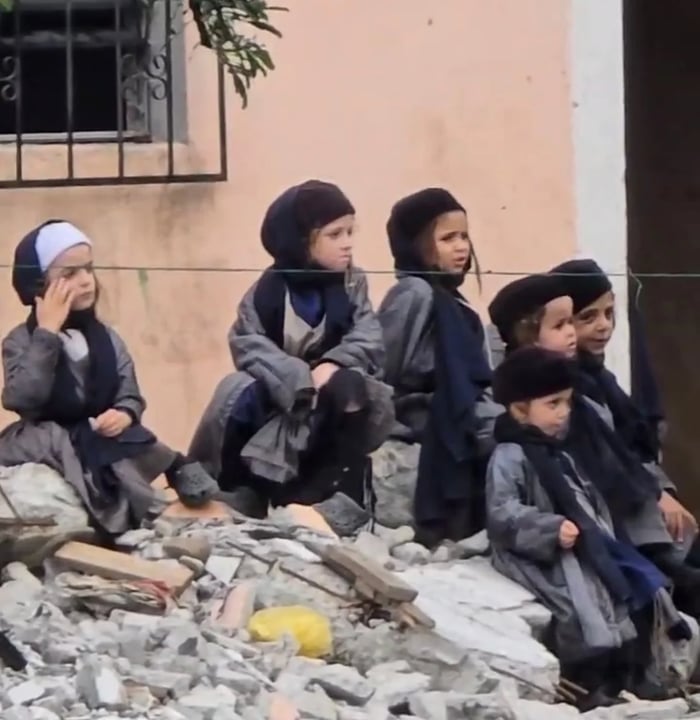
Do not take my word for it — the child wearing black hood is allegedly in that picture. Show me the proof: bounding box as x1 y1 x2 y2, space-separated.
551 259 700 608
189 180 393 520
488 347 672 709
377 188 500 547
0 221 219 537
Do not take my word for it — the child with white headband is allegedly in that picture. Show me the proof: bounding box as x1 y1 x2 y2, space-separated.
0 219 219 536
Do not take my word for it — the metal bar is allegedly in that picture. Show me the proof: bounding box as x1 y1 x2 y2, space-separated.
114 0 123 178
216 60 227 181
0 130 148 143
65 0 74 178
13 0 22 182
0 171 227 189
164 0 174 176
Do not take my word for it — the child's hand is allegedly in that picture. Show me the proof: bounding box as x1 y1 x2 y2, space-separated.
311 362 339 390
35 279 75 333
93 409 132 437
659 491 698 542
558 520 580 549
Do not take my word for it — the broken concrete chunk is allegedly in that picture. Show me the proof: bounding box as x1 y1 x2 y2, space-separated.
164 535 213 564
206 555 243 584
313 493 369 537
7 680 46 706
76 657 128 710
310 664 375 706
115 528 156 549
391 543 431 566
215 579 258 631
353 532 390 566
367 670 431 708
179 684 238 711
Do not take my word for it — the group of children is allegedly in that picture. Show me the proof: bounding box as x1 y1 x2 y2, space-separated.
1 182 697 708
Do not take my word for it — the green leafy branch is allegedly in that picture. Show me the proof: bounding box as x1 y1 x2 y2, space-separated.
188 0 286 107
0 0 12 12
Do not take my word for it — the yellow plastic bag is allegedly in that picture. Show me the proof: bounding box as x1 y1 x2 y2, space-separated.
247 605 332 658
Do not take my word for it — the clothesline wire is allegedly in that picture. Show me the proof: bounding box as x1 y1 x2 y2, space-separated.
5 264 700 278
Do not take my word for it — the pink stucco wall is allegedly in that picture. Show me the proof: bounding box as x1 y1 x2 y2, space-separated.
0 0 576 449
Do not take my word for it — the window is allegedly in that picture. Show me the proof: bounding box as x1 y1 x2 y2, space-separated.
0 0 187 143
0 0 227 187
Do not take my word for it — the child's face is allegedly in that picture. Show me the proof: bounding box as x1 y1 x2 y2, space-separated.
309 215 354 272
573 291 615 356
514 388 573 437
536 296 577 358
45 243 97 311
432 210 471 275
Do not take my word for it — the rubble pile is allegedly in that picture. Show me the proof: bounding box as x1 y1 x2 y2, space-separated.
0 463 699 720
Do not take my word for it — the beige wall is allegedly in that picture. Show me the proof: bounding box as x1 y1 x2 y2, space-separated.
0 0 577 450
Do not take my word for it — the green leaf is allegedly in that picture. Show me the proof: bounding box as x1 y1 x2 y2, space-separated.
0 0 13 12
186 0 285 106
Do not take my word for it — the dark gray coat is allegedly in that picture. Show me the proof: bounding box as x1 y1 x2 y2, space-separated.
487 442 638 662
188 268 394 484
378 276 501 451
484 322 676 549
0 324 174 534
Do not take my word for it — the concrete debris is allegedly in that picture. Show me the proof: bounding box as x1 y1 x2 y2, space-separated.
0 462 695 720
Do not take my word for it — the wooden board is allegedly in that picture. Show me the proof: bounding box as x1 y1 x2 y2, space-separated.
54 541 193 596
321 545 417 603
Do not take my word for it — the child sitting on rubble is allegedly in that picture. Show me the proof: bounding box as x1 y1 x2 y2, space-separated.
0 220 219 537
489 272 700 619
188 180 394 520
487 347 681 709
550 259 700 609
377 188 501 548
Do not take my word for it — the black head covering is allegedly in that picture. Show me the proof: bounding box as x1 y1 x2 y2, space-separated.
550 259 613 314
493 346 574 406
261 180 355 268
12 219 64 306
254 181 355 357
386 188 465 273
488 274 569 347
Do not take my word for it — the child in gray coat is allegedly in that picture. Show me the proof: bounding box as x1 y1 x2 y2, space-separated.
488 347 671 708
0 221 218 537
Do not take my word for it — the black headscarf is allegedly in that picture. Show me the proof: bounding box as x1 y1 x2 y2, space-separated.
550 258 613 314
13 222 156 520
551 258 661 462
488 274 570 350
387 188 492 530
253 180 355 362
575 350 660 464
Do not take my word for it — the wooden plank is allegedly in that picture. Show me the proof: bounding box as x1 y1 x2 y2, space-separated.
161 500 233 520
398 602 436 629
321 545 417 603
54 541 193 596
354 578 375 601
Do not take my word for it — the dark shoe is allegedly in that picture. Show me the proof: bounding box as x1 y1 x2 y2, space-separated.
629 678 671 701
216 486 268 519
170 462 218 508
576 689 625 712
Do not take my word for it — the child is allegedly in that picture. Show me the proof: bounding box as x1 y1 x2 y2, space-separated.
551 258 700 604
188 180 394 518
492 270 700 618
0 220 219 536
488 273 578 360
488 347 675 708
378 188 500 547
